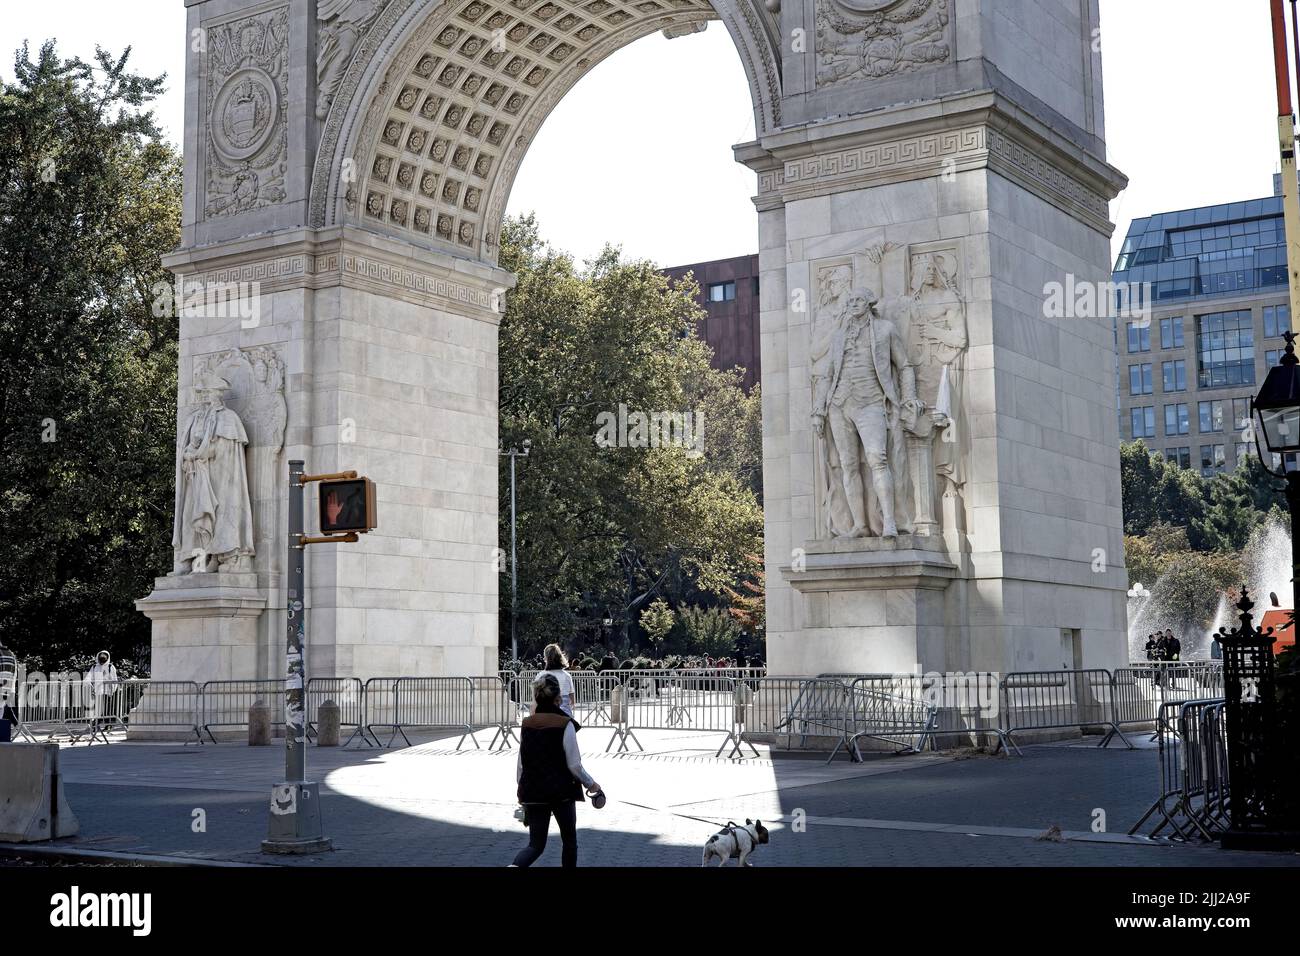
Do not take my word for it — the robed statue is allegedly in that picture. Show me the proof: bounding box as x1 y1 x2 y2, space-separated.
172 373 256 573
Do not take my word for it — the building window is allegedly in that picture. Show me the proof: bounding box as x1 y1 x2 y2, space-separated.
1198 400 1224 433
1164 403 1189 436
1266 348 1283 368
1233 397 1251 433
1196 309 1255 387
1127 321 1151 353
1165 446 1191 470
1129 363 1153 395
1161 360 1186 392
1200 443 1226 476
708 281 736 303
1131 406 1156 439
1235 442 1253 464
1264 303 1291 338
1160 316 1184 349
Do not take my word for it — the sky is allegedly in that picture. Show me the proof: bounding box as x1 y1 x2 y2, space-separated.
0 0 1290 267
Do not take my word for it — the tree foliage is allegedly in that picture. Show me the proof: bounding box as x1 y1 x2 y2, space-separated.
677 605 741 658
0 43 179 670
497 215 763 658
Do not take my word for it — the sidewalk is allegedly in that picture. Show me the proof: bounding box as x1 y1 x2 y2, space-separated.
9 730 1298 867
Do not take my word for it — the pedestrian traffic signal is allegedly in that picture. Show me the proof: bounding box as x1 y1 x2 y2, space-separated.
318 477 376 534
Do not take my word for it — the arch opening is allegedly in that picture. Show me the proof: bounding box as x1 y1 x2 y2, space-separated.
312 0 780 265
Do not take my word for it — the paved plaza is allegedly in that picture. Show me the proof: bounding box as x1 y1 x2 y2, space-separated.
8 730 1298 867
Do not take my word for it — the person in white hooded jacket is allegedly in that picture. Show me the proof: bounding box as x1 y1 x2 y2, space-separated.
87 650 119 728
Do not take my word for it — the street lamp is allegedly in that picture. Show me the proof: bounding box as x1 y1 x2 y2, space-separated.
1251 330 1300 615
500 440 531 663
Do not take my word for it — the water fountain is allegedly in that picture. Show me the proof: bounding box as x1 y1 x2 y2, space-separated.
1126 516 1292 661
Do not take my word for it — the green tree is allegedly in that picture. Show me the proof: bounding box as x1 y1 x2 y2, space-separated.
497 216 763 657
1126 521 1195 589
1119 440 1207 543
0 43 179 671
678 605 741 658
639 598 675 650
1146 550 1243 639
1194 469 1263 552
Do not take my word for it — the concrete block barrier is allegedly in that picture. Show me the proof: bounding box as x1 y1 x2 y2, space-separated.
0 743 79 842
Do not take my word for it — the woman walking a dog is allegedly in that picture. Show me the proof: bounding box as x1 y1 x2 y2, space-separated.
511 674 604 867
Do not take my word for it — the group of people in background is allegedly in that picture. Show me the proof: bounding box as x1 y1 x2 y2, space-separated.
1143 628 1182 662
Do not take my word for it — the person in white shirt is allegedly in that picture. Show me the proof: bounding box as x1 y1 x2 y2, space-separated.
536 643 575 718
87 650 119 727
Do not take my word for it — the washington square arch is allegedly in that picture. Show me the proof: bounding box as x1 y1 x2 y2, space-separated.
137 0 1132 686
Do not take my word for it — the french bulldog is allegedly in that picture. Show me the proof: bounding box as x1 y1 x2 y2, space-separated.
700 818 769 867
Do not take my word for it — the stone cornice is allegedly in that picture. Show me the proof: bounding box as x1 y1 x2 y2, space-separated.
161 226 514 320
746 89 1127 236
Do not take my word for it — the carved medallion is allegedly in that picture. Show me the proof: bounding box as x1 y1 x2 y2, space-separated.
204 7 290 218
212 69 280 163
815 0 951 89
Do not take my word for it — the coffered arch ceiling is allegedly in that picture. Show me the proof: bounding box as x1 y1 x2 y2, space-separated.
310 0 781 265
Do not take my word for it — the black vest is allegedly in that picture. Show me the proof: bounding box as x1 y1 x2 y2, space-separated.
518 712 583 804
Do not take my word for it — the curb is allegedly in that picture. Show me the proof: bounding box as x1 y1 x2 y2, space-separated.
0 842 269 868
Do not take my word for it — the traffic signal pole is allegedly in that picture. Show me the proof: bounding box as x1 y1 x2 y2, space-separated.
261 463 365 855
262 459 332 854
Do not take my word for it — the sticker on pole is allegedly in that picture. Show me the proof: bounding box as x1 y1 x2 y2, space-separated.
270 784 298 816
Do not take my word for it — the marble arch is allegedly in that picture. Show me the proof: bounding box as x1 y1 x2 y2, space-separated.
141 0 1134 690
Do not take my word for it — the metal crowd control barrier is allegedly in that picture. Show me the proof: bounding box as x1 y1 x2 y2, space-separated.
615 672 750 757
383 677 479 749
764 678 854 761
306 677 373 747
200 679 286 743
362 677 400 743
491 671 627 751
1128 697 1229 841
10 680 124 744
119 679 203 743
1112 662 1224 739
1000 669 1132 751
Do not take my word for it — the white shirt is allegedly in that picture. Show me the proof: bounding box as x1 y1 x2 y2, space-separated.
536 669 574 715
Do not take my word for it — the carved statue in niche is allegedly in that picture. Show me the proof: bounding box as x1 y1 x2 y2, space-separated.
174 346 288 574
205 7 290 217
812 287 919 539
889 250 968 534
316 0 389 121
815 0 951 89
172 372 255 573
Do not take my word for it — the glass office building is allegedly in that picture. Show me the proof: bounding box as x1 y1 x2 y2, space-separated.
1112 187 1292 476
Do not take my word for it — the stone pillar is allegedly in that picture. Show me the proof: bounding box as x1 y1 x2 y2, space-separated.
745 0 1130 676
144 228 509 682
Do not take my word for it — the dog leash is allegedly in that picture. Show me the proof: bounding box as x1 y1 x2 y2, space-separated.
613 799 742 830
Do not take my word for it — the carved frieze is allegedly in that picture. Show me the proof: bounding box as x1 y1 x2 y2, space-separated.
204 6 291 218
809 240 968 541
317 0 393 120
815 0 950 89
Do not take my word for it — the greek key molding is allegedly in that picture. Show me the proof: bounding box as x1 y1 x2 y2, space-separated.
778 126 985 193
761 122 1113 232
985 127 1109 223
